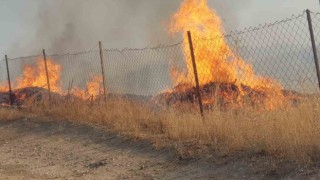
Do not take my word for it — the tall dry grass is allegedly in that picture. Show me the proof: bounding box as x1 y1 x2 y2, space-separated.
23 96 320 162
0 108 28 121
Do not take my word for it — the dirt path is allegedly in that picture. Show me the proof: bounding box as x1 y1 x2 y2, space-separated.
0 117 319 180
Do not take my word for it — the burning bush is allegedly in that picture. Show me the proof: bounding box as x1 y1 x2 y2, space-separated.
156 81 301 111
167 0 292 110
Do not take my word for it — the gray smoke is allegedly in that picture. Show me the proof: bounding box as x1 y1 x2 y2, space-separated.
7 0 254 95
31 0 182 54
209 0 253 31
10 0 252 55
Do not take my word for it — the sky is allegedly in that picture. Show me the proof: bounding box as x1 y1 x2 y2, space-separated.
0 0 319 58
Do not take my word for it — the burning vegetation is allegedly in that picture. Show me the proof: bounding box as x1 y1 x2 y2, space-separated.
16 59 61 93
0 0 302 110
162 0 298 110
1 0 320 164
0 59 104 105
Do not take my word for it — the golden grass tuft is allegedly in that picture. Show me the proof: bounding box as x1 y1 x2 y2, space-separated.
23 96 320 162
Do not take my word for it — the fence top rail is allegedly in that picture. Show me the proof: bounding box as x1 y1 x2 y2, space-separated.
227 11 306 36
192 11 306 41
310 10 320 15
6 54 41 61
2 10 317 60
47 49 99 57
104 41 183 53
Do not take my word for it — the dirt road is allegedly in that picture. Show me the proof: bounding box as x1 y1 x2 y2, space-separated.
0 117 319 180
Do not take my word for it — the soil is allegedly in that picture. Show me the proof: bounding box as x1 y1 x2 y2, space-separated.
0 117 319 180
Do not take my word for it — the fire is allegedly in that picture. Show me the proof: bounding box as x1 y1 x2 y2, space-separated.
16 58 62 93
87 75 103 97
14 59 104 100
0 83 8 92
15 59 105 101
71 75 104 100
0 57 106 104
169 0 286 109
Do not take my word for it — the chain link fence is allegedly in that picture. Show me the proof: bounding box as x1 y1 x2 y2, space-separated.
103 43 185 96
0 10 319 112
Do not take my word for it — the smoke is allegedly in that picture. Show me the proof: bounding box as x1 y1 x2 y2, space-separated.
7 0 254 95
23 0 181 55
209 0 253 31
9 0 252 56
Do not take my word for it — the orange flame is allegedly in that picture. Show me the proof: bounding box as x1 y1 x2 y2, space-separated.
169 0 286 109
0 83 8 92
0 58 106 104
87 75 103 97
72 75 104 100
15 58 62 93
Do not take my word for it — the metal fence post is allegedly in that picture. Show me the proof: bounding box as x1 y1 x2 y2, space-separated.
306 9 320 90
99 41 107 103
42 49 52 102
5 55 13 106
187 31 204 117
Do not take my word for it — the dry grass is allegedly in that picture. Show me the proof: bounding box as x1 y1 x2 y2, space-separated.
23 96 320 162
0 108 28 121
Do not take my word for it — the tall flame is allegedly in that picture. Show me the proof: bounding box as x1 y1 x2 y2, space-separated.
16 59 62 93
169 0 286 109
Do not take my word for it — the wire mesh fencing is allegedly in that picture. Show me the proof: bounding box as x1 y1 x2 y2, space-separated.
225 13 317 93
103 44 184 96
173 11 320 112
47 51 102 101
0 10 320 114
189 12 317 92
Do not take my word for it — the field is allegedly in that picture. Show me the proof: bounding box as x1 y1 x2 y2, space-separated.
23 96 320 162
0 109 319 179
1 96 320 179
1 0 320 179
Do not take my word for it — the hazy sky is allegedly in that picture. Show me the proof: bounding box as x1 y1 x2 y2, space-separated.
0 0 319 58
